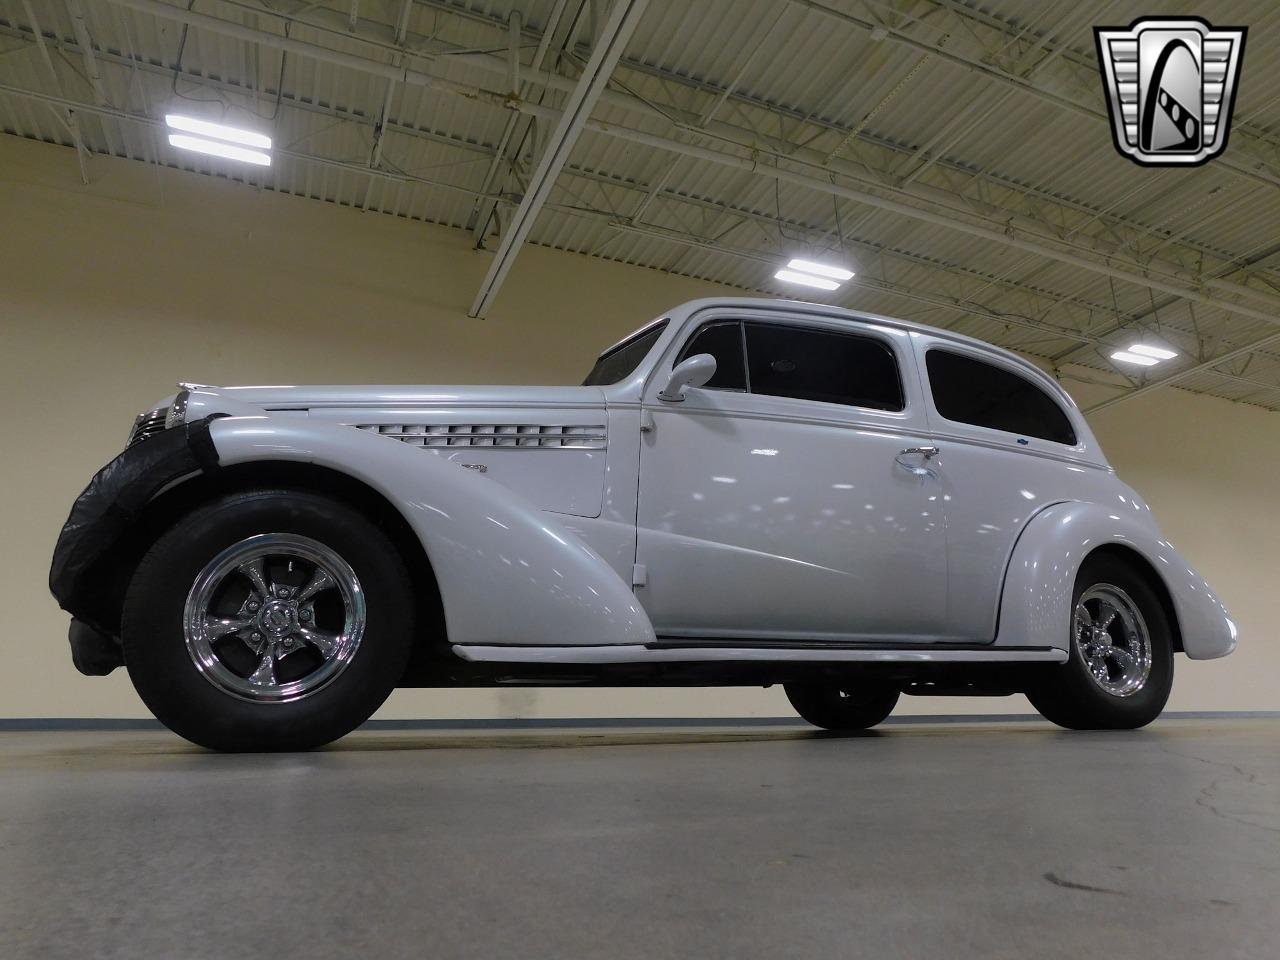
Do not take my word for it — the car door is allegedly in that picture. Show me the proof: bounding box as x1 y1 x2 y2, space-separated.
914 337 1103 641
634 311 952 644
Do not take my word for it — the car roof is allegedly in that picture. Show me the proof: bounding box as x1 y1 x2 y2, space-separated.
651 297 1073 405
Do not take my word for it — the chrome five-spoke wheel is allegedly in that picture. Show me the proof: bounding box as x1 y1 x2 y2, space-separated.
1027 555 1173 730
183 533 366 702
1073 583 1152 698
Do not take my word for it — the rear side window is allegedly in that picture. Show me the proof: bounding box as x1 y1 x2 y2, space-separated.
745 322 904 411
926 349 1077 445
676 321 747 391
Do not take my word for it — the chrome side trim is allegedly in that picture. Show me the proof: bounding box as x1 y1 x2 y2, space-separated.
263 399 610 411
451 645 1069 665
355 423 606 449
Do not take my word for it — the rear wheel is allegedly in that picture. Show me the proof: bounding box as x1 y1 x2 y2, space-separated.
1026 554 1173 730
784 681 899 731
123 489 414 751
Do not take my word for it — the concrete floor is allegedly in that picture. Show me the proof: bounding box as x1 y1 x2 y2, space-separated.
1 720 1276 960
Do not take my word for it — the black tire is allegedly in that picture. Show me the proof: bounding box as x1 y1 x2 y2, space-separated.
1026 554 1173 730
784 681 900 731
123 489 414 751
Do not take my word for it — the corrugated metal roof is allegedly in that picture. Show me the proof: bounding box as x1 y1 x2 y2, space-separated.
1 0 1278 410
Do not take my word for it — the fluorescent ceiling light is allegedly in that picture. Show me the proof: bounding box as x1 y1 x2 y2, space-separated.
165 114 271 149
168 134 272 167
785 258 855 282
1111 350 1160 367
774 269 840 291
1126 343 1178 360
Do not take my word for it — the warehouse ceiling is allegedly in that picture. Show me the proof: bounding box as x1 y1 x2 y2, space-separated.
3 0 1280 412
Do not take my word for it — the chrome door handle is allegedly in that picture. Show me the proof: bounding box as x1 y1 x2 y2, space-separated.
899 445 939 459
895 445 939 477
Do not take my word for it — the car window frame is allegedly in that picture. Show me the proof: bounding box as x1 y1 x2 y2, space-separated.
921 343 1082 450
674 319 750 393
582 318 669 386
669 316 911 416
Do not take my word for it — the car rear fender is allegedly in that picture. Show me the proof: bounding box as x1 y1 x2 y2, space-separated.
995 500 1235 660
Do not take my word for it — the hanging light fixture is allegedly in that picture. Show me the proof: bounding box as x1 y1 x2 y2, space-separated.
774 257 855 292
165 113 272 166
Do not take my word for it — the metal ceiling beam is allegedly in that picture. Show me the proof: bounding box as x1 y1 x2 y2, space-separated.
30 0 1269 391
0 22 1215 340
0 79 504 202
103 0 499 106
0 21 499 162
555 117 1280 330
467 0 649 319
405 0 1245 270
1085 330 1280 414
93 0 1280 329
112 0 1280 314
359 0 414 211
8 78 1275 410
448 60 1272 307
789 0 1280 191
1049 243 1280 367
925 0 1280 154
161 0 1259 294
19 0 90 183
421 23 1280 315
468 0 576 246
83 0 1280 331
0 74 1120 361
64 0 109 105
10 24 1100 332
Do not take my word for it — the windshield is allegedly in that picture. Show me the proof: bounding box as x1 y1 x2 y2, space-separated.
582 320 668 386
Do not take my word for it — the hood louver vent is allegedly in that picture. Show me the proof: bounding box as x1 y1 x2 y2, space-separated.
356 423 606 449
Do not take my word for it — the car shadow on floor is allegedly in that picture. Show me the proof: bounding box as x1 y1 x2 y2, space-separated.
321 727 889 753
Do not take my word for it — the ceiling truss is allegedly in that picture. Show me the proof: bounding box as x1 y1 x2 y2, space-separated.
1 0 1277 413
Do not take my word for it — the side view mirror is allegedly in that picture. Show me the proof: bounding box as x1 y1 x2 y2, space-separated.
657 353 717 402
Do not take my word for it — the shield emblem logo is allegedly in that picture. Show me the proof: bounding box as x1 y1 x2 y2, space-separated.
1095 17 1246 166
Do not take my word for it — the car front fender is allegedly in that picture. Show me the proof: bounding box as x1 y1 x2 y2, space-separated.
207 415 655 649
995 500 1235 660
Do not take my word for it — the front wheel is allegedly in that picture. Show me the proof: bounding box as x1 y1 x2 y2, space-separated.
784 681 899 731
123 489 415 751
1026 555 1173 730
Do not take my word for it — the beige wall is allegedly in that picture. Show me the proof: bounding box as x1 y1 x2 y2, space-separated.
2 136 1275 719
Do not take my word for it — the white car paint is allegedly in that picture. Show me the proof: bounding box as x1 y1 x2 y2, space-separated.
173 297 1236 665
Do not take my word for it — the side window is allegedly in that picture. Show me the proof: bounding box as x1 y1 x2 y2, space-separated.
743 322 904 411
676 321 747 391
926 349 1077 445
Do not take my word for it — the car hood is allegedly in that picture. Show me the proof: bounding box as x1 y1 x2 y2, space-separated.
183 383 613 519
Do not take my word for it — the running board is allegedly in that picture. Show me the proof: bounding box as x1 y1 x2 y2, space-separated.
451 645 1069 665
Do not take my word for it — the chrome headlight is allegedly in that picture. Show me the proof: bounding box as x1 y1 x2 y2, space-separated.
164 389 190 429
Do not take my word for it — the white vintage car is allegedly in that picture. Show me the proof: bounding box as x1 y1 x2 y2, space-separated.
50 298 1236 750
